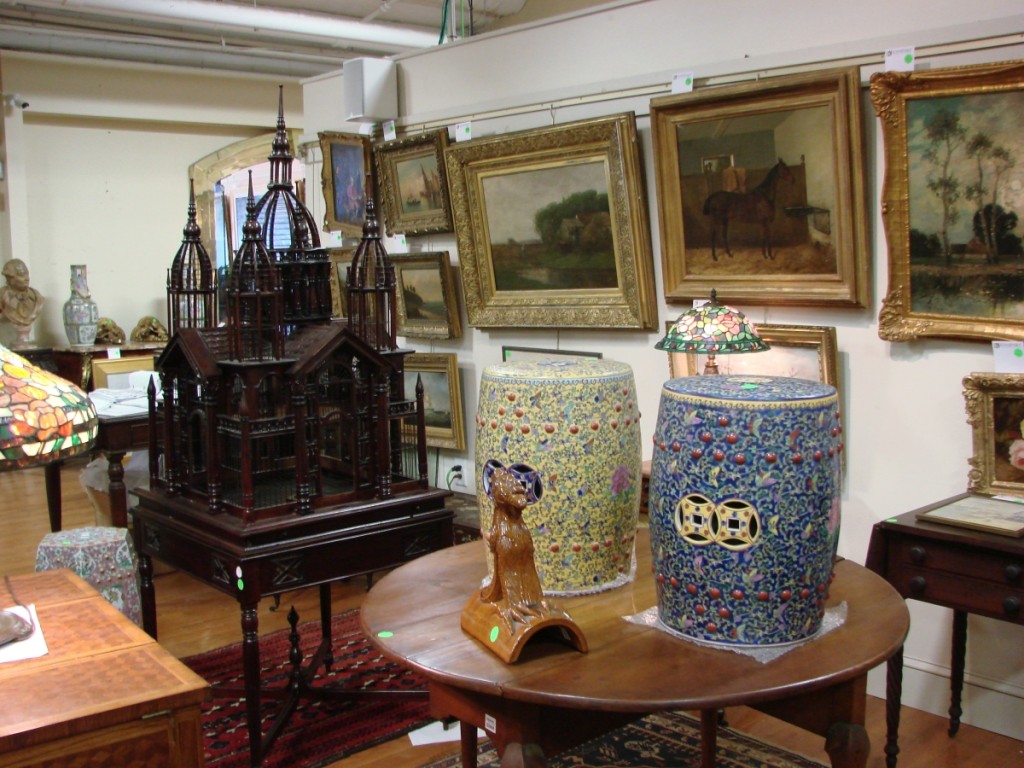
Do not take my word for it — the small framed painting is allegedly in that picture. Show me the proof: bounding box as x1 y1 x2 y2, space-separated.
963 372 1024 497
501 346 602 363
319 131 373 237
667 323 839 389
404 353 465 451
374 130 453 236
392 252 462 340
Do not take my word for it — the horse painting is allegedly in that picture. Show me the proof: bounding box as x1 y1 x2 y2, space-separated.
702 158 794 261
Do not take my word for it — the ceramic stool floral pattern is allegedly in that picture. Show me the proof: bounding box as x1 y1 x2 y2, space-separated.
35 526 142 626
649 375 843 647
475 358 642 596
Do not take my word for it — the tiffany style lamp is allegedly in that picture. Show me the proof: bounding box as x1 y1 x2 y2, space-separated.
0 344 97 645
0 344 98 470
655 289 769 375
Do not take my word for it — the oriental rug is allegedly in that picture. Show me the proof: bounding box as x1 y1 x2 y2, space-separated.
183 608 431 768
418 710 827 768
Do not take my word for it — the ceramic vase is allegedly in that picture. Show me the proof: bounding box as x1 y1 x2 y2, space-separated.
648 375 843 647
62 264 99 347
475 358 642 596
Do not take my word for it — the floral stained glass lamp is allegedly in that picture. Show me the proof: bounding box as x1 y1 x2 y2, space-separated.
0 345 98 470
655 289 769 375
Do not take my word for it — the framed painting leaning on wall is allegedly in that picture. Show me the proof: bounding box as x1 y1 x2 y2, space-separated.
872 60 1024 342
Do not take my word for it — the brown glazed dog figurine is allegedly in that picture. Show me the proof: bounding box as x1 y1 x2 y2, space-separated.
461 466 586 663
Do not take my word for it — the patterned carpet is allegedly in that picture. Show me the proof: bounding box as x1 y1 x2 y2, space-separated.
183 608 432 768
417 710 826 767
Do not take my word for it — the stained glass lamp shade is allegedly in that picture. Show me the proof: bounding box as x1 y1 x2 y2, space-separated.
655 289 769 375
0 345 98 469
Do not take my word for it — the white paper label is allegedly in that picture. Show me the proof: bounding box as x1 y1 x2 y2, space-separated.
884 46 915 72
383 120 397 142
671 71 695 94
993 341 1024 373
455 121 472 142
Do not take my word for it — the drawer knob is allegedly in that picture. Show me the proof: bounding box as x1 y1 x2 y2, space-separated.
1005 564 1022 583
1003 596 1021 617
909 545 927 564
909 575 927 596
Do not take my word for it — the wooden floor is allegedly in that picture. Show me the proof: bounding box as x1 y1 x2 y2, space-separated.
3 458 1021 768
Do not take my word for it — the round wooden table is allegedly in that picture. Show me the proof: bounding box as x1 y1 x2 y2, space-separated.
362 528 909 768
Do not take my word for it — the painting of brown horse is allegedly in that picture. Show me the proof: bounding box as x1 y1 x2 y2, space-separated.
703 158 794 261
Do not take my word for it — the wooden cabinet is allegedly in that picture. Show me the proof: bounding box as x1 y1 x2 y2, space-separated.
866 495 1024 767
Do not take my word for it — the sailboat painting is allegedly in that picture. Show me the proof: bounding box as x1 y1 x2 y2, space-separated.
375 130 454 236
403 353 466 451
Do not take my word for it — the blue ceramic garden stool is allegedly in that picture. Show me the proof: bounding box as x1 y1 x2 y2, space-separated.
35 526 142 626
648 375 843 647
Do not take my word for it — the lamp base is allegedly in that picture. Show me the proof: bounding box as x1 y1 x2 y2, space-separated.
702 354 720 375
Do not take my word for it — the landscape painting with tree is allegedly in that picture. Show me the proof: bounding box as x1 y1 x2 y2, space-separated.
483 162 614 292
873 60 1024 341
445 113 656 330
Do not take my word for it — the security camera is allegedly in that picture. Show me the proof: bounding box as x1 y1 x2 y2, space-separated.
5 94 28 109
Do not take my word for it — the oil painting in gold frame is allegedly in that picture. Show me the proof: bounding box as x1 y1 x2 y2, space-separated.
319 131 373 237
392 252 462 340
963 372 1024 497
404 353 465 451
374 130 453 237
872 60 1024 342
650 67 869 307
444 113 657 330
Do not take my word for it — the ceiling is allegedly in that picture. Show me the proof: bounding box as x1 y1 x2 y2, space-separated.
0 0 617 79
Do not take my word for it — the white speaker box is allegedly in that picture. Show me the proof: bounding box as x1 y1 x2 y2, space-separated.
343 57 397 123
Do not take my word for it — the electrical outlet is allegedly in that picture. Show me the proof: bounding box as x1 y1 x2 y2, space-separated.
445 462 468 491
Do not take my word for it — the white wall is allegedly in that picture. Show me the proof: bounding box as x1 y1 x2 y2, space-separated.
302 0 1024 740
0 53 303 345
0 0 1020 743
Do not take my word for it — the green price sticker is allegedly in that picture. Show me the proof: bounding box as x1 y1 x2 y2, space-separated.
377 630 394 639
236 578 244 591
489 625 500 643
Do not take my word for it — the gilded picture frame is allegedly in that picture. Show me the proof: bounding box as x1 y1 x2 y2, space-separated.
319 131 373 237
650 67 869 307
327 247 355 318
392 252 462 340
501 346 602 363
92 355 158 389
963 372 1024 498
444 113 657 330
667 323 840 388
872 60 1024 342
404 353 466 451
374 130 453 236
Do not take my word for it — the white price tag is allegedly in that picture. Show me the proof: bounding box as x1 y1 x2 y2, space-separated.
106 347 121 359
884 46 915 72
393 233 408 252
993 341 1024 373
382 120 397 142
454 121 472 142
671 71 695 94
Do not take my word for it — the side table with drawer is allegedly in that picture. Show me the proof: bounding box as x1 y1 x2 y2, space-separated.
865 494 1024 767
